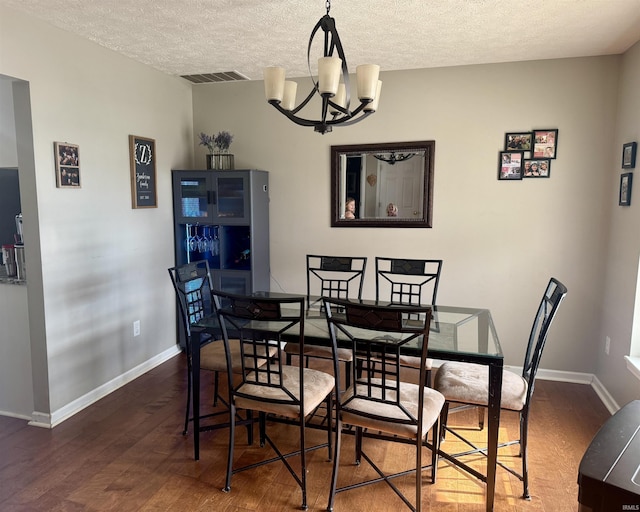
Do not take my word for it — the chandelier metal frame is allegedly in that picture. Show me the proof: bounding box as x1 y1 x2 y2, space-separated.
265 1 379 134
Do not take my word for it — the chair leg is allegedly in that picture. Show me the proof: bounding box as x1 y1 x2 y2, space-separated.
246 410 254 445
431 418 439 484
259 412 267 447
355 427 363 465
222 403 236 493
213 371 220 407
299 408 308 510
326 414 342 512
520 410 531 500
183 363 193 436
478 406 485 430
326 394 333 461
439 402 449 442
415 426 422 512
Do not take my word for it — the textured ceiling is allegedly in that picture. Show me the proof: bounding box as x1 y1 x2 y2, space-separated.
3 0 640 81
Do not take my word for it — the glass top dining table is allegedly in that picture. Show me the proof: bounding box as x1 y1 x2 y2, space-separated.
190 292 504 512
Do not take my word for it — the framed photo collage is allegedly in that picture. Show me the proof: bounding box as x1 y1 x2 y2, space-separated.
498 129 558 181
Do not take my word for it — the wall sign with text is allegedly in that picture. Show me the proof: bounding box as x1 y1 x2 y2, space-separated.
129 135 157 208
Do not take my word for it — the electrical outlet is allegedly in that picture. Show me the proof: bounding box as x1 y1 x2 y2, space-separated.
133 320 141 337
605 336 610 355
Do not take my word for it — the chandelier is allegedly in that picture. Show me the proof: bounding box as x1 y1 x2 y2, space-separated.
263 1 381 134
374 152 416 165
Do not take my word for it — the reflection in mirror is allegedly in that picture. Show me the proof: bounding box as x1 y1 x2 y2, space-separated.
331 141 435 227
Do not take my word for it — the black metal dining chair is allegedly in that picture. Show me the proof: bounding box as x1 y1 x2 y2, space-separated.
168 260 275 437
212 290 336 510
434 277 568 499
285 254 367 389
374 257 443 386
323 297 445 512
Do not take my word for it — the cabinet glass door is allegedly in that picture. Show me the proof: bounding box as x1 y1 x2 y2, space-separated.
215 175 248 221
177 175 210 221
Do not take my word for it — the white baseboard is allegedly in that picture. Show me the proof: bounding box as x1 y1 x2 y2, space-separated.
28 345 182 429
589 375 620 415
498 366 619 415
0 410 33 421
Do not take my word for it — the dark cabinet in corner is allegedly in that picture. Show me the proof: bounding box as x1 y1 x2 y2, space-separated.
171 169 270 345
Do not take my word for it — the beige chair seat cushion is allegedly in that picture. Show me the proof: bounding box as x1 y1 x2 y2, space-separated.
434 361 527 411
284 342 353 362
340 378 445 439
235 365 335 419
200 339 277 373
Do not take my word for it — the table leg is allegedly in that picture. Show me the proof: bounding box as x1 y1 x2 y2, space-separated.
486 359 503 512
192 331 201 461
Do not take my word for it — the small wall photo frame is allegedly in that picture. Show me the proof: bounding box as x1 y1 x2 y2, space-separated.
619 172 633 206
505 132 532 151
523 159 551 178
129 135 157 209
533 129 558 159
498 151 524 180
54 142 81 188
622 142 637 169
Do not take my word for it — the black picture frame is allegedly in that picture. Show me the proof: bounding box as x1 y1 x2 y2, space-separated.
533 129 558 159
619 172 633 206
498 151 524 180
504 132 532 151
622 142 637 169
54 142 81 188
129 135 157 209
523 158 551 178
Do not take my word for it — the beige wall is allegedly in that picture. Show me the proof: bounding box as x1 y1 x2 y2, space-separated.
599 40 640 406
193 56 620 384
0 6 193 421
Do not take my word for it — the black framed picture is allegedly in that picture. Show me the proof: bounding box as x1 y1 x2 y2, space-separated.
54 142 81 188
622 142 637 169
504 132 532 151
620 172 633 206
533 129 558 159
498 151 524 180
523 159 551 178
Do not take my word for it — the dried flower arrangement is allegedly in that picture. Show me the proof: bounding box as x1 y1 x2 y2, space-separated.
198 131 234 153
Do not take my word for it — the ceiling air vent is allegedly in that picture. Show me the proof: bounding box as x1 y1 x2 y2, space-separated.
180 71 250 84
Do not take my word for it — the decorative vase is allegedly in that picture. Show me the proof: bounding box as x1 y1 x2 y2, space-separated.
206 153 235 170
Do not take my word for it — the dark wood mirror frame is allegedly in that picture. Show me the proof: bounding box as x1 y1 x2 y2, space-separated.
330 140 435 228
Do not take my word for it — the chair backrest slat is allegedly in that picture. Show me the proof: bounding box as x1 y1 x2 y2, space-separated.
376 257 442 306
307 254 367 301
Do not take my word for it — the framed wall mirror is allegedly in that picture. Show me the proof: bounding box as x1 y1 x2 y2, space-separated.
331 140 435 227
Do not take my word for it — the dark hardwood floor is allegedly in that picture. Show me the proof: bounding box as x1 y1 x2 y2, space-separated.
0 353 611 511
